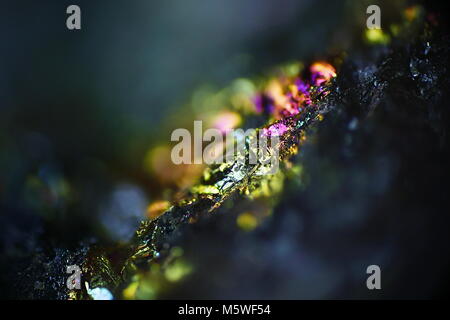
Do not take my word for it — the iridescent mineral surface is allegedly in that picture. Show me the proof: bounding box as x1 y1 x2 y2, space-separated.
72 60 337 300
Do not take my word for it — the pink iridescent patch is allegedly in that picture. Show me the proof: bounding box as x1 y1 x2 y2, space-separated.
262 122 288 137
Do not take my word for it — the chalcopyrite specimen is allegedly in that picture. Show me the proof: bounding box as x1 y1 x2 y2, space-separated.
75 26 450 300
15 5 449 299
64 61 337 299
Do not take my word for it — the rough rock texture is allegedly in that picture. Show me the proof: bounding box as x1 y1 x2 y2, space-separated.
2 15 450 300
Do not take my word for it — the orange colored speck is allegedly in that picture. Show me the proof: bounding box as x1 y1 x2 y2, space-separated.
310 62 337 80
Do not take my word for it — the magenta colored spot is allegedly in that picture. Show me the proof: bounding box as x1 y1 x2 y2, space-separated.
262 122 288 137
253 94 275 114
295 78 310 95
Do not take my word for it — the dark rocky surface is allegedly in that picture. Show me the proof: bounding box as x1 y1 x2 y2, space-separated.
1 1 450 300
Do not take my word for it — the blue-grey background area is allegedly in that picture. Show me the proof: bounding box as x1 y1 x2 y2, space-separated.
1 0 449 299
0 0 339 165
0 0 343 245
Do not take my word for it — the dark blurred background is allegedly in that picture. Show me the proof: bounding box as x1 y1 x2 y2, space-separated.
0 0 351 247
1 0 450 299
